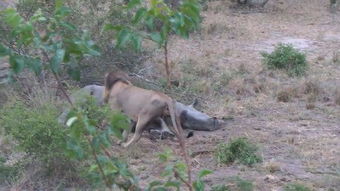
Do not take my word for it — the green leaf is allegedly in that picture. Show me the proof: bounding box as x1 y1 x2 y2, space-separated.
83 116 96 135
193 180 204 191
148 180 163 188
9 55 25 74
66 139 84 159
82 38 101 56
88 164 98 173
50 49 65 73
145 16 154 30
103 24 123 32
67 64 81 81
116 29 131 48
2 8 23 28
111 125 123 139
27 58 42 75
60 21 76 31
164 181 180 190
19 24 34 45
198 169 212 178
133 8 147 24
30 8 47 23
160 165 172 177
158 148 172 162
0 44 10 56
150 32 162 45
126 0 141 9
182 7 200 25
104 161 119 175
55 6 71 18
55 0 64 10
99 133 111 147
64 40 82 55
160 25 169 41
175 162 187 171
152 188 167 191
110 112 129 130
131 34 142 51
97 155 110 165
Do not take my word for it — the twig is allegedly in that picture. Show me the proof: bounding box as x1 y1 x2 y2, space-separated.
87 137 112 190
41 50 73 106
174 170 192 190
190 150 214 158
178 138 193 191
101 145 113 158
129 72 160 87
163 41 171 88
175 117 193 191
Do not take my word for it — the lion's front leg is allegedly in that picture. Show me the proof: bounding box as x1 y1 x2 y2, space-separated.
122 115 150 148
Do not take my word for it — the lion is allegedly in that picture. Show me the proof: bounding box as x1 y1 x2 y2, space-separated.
103 71 184 148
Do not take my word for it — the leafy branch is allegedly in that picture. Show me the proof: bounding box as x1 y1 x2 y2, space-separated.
104 0 201 87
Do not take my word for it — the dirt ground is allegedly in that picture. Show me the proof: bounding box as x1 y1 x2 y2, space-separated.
120 0 340 190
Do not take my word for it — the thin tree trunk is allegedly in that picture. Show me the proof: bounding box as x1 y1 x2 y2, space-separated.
164 41 171 88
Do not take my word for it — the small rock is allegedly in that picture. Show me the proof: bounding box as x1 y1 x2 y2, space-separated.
300 123 308 127
280 177 290 182
264 175 278 182
140 174 149 180
253 127 262 130
323 96 331 102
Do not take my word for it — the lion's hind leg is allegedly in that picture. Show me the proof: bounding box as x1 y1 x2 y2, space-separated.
122 100 165 147
122 114 151 148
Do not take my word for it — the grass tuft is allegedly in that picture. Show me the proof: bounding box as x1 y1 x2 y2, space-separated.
284 183 312 191
262 43 308 77
215 137 262 166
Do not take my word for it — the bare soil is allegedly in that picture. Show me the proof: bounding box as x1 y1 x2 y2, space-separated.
123 0 340 190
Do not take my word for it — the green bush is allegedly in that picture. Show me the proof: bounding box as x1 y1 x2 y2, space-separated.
284 183 312 191
0 100 67 165
215 138 262 166
261 43 308 77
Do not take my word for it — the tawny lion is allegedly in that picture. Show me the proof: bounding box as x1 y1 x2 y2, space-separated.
103 71 184 148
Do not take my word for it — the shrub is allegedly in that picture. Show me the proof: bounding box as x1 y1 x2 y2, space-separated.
235 177 254 191
284 183 312 191
262 43 308 77
215 137 262 166
212 184 231 191
212 177 254 191
0 100 67 166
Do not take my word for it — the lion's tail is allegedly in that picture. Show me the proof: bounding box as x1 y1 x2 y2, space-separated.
167 99 182 138
166 99 192 184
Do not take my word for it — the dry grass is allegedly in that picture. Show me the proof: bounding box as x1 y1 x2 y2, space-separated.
264 161 281 173
141 0 340 190
335 88 340 105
